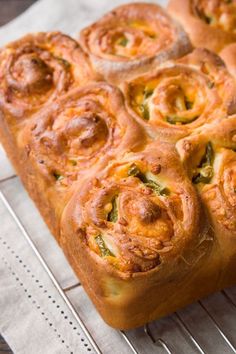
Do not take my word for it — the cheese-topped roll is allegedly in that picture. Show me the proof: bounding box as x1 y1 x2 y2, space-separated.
79 3 192 84
60 141 214 328
122 48 236 142
20 82 145 187
168 0 236 53
0 32 95 123
177 116 236 281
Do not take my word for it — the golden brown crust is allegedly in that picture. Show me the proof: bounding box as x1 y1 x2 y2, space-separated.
12 82 144 240
0 107 63 237
0 32 95 127
1 10 236 330
220 43 236 78
168 0 236 53
79 2 192 84
0 31 97 237
61 141 217 328
19 82 145 185
122 48 236 142
61 142 202 273
176 117 236 230
176 116 236 283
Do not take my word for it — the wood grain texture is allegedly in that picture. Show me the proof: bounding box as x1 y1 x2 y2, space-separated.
0 1 37 353
0 335 12 354
0 0 37 26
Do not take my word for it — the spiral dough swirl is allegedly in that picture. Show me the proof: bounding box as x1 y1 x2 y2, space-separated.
123 48 236 142
61 142 210 274
0 32 94 120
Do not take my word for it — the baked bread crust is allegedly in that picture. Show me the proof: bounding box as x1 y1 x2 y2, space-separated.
0 6 236 330
167 0 236 53
122 48 236 142
61 141 219 328
176 116 236 283
79 2 192 84
14 81 145 239
0 31 95 126
220 43 236 78
0 31 96 236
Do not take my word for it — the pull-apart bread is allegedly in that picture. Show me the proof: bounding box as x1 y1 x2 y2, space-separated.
0 3 236 329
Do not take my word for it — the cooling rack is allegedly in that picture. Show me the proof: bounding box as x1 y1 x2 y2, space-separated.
1 146 236 354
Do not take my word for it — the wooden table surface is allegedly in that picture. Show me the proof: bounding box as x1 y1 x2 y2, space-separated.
0 1 37 352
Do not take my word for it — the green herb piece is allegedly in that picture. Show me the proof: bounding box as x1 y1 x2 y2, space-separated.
95 235 115 257
192 166 214 184
128 164 169 196
107 197 118 223
198 11 214 25
127 163 141 177
185 98 193 110
53 172 64 181
192 142 214 184
196 7 214 25
144 88 154 99
166 115 198 125
140 103 150 120
207 81 215 89
145 180 170 196
70 160 77 166
118 37 128 47
205 142 214 165
204 15 213 24
148 34 156 39
128 164 147 182
166 116 178 125
56 57 71 69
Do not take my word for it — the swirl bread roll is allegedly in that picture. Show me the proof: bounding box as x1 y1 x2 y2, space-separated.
0 32 96 232
176 117 236 283
60 142 216 329
168 0 236 53
122 48 236 142
13 83 145 238
0 32 95 124
79 3 192 84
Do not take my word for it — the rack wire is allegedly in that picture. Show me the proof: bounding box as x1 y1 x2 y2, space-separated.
1 174 236 354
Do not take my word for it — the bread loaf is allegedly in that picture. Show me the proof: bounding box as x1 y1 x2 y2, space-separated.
0 3 236 329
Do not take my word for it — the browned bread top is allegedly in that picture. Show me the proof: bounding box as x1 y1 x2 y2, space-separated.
122 48 236 142
61 141 202 274
18 82 145 196
168 0 236 53
79 2 192 83
220 42 236 78
0 2 236 330
0 32 95 125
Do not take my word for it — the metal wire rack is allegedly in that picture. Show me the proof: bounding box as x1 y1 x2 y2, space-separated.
1 173 236 354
